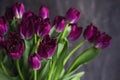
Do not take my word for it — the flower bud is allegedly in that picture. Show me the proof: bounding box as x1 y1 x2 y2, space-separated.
0 16 8 36
38 35 57 59
35 18 50 38
54 16 66 32
18 12 37 39
65 8 80 24
95 32 112 49
68 24 82 40
83 24 100 42
13 2 25 19
28 54 41 70
3 32 24 59
39 5 49 19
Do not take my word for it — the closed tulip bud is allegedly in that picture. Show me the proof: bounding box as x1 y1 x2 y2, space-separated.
13 2 25 19
65 8 80 24
0 16 8 36
28 54 41 70
39 5 49 19
18 12 37 39
35 18 50 38
68 24 82 40
54 16 66 32
3 32 24 59
95 32 112 49
38 35 57 59
83 24 100 42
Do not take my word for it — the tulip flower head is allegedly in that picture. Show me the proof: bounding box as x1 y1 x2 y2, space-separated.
38 35 57 59
39 5 49 19
0 16 8 36
68 24 82 40
83 24 100 42
65 8 80 24
54 16 66 33
28 54 41 70
13 2 25 19
95 32 112 49
3 32 24 59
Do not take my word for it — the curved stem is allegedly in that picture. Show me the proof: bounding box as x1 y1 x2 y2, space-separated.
64 40 87 65
1 62 9 76
34 70 37 80
16 59 24 80
61 23 69 39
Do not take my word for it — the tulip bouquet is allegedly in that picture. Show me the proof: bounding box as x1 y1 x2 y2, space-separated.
0 2 111 80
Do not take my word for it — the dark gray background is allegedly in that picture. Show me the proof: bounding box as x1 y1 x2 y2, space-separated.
0 0 120 80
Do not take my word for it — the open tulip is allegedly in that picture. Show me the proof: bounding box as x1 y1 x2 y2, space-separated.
38 35 57 59
3 32 24 59
68 24 82 40
95 32 112 49
53 16 66 33
13 2 25 19
65 8 80 24
39 5 49 19
0 16 8 36
83 24 100 42
28 54 41 70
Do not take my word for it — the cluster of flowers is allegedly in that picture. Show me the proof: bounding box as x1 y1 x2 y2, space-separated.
0 2 111 80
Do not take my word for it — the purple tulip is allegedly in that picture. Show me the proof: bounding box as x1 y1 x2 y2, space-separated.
68 24 82 40
18 12 37 39
65 8 80 24
83 24 100 42
95 32 112 49
3 32 24 59
38 35 57 59
28 54 41 70
39 5 49 19
0 16 8 36
35 18 50 38
53 16 66 32
13 2 25 19
5 7 14 20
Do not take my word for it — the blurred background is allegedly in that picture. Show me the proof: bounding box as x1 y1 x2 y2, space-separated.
0 0 120 80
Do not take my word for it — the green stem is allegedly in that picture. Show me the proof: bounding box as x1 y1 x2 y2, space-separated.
34 34 37 45
34 70 37 80
16 59 24 80
60 23 69 40
63 40 87 65
1 62 9 76
48 61 56 80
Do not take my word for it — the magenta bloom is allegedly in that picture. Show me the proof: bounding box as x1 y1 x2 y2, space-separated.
13 2 25 19
68 24 82 40
3 32 24 59
28 54 41 70
95 32 112 49
54 16 66 32
35 18 50 38
65 8 80 24
38 35 57 59
83 24 100 42
0 16 8 36
18 12 37 39
39 5 49 19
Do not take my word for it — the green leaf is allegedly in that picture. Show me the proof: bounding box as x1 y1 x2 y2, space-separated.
53 38 69 80
67 47 100 73
62 71 84 80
